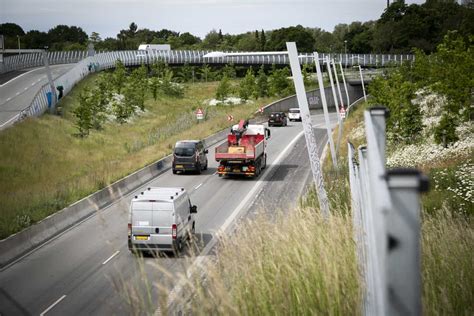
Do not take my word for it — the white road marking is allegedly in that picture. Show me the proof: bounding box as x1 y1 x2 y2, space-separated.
31 83 35 86
0 114 20 129
6 97 11 101
194 183 203 190
40 294 67 316
166 130 306 310
0 68 38 87
15 92 19 96
24 87 27 90
102 250 120 265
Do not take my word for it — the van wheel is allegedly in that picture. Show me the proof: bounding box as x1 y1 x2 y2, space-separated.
196 163 202 174
204 161 208 170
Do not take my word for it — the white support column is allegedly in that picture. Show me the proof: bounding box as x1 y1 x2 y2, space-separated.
339 62 350 108
314 53 337 168
359 65 367 102
322 56 338 167
331 60 345 156
287 43 330 216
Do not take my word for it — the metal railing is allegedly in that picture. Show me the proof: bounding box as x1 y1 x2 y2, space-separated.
0 51 88 73
1 50 414 74
348 106 429 316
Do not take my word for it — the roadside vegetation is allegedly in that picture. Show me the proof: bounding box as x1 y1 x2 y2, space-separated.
169 33 472 314
0 60 308 239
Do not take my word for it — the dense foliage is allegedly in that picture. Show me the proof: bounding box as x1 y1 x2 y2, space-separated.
2 1 472 53
369 32 473 146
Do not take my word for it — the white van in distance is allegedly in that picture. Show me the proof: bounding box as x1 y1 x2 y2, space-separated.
128 187 197 255
288 108 302 121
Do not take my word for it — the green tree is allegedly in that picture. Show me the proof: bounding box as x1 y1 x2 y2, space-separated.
73 92 94 137
112 60 127 94
267 25 315 52
239 68 256 101
269 67 295 97
200 64 212 82
256 65 269 98
260 29 266 51
222 64 236 79
216 75 232 101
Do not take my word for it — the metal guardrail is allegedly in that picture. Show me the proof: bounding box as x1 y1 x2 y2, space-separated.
348 107 429 316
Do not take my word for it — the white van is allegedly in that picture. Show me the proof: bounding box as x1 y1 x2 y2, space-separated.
128 187 197 255
288 108 302 121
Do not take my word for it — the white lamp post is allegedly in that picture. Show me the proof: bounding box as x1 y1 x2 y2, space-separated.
17 35 21 55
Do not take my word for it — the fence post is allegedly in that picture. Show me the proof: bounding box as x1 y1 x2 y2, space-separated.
385 169 428 316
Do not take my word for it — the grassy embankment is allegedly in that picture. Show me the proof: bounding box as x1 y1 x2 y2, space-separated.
175 101 472 315
0 73 277 239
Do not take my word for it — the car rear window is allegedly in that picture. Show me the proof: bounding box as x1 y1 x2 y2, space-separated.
174 147 195 157
289 109 300 113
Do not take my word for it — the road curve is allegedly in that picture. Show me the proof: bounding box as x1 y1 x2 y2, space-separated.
0 64 74 129
0 112 338 315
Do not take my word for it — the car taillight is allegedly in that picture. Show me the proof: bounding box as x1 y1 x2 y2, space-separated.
249 166 256 172
218 165 225 172
127 223 132 236
172 224 177 239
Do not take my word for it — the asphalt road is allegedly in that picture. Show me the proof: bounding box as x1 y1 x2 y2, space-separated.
0 112 338 315
0 64 74 129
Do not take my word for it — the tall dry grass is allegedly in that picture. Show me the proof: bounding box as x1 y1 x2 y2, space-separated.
421 208 474 315
186 208 361 315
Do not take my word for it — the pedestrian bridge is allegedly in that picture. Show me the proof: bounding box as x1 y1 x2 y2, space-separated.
1 49 413 74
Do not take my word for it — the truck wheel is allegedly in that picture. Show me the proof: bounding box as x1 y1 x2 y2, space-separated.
262 154 267 169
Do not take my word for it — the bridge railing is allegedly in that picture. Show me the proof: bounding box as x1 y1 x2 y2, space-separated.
1 50 414 74
348 106 428 316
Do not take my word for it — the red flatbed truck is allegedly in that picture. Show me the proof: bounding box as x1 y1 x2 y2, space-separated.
215 120 271 177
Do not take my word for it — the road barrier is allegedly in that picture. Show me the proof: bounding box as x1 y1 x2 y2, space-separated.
348 106 429 316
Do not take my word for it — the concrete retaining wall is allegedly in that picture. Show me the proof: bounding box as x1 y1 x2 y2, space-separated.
0 84 363 269
261 84 363 114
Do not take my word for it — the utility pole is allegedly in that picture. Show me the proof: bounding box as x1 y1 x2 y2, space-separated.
387 0 390 9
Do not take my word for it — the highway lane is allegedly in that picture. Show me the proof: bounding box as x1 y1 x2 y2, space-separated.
0 64 74 128
0 112 338 315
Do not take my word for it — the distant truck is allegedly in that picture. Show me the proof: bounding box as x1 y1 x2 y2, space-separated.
215 120 271 178
138 44 171 51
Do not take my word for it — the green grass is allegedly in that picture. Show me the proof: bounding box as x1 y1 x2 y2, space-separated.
0 73 277 239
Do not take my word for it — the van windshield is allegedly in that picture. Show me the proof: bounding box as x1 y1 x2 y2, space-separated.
174 147 195 157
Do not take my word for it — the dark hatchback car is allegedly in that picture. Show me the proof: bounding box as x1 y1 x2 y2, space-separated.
268 112 288 127
172 140 208 174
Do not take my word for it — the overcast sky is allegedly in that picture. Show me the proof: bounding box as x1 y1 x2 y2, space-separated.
1 0 426 38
